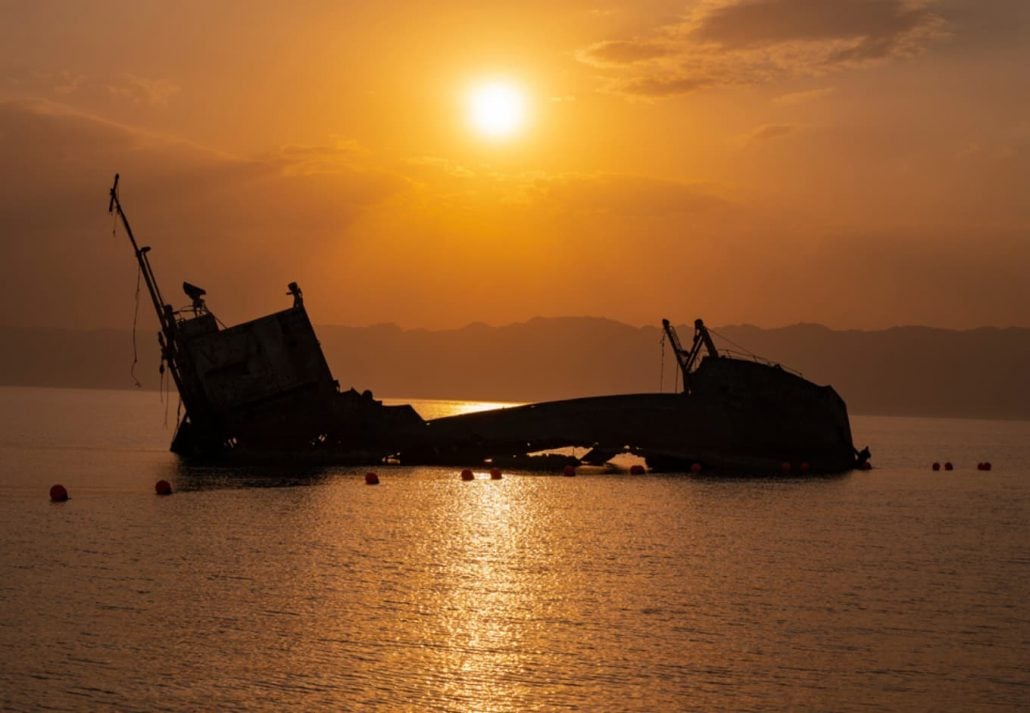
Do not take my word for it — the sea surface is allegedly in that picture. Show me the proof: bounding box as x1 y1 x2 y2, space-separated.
1 386 1028 711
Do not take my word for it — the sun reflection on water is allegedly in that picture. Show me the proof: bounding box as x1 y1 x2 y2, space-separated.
434 476 531 709
382 398 522 421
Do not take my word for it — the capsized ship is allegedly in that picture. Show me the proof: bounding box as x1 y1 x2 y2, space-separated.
110 175 868 473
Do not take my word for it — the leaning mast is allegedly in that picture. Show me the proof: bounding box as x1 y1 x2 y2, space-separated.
108 174 217 452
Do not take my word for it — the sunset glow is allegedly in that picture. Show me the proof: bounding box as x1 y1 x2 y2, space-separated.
0 1 1027 333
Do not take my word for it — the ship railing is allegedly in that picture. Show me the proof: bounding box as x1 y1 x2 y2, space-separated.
717 348 805 378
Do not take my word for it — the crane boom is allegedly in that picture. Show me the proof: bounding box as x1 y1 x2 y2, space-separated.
661 318 720 393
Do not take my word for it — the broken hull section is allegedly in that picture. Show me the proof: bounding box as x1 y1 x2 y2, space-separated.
397 357 857 473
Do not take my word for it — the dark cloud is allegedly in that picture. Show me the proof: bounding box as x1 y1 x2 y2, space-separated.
691 0 934 49
578 0 946 98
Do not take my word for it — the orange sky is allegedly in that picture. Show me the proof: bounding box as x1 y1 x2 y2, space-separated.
1 0 1028 331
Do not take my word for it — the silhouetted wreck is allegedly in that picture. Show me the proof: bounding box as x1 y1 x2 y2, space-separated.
110 175 867 473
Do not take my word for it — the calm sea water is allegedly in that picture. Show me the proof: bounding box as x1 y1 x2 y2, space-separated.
1 386 1028 711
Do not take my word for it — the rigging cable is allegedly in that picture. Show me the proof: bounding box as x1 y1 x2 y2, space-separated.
658 332 666 393
129 264 143 388
706 326 761 361
114 209 144 388
706 326 802 376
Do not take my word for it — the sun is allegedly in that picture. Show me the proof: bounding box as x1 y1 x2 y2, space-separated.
466 81 527 140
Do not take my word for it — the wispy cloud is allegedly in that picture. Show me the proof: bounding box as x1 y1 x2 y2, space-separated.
772 87 836 105
398 156 730 215
106 74 181 107
274 138 369 176
578 38 674 65
736 123 797 147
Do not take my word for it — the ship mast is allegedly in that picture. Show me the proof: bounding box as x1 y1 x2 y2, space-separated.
108 174 217 452
108 175 173 337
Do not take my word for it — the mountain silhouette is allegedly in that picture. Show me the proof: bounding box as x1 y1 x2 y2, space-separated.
2 318 1028 420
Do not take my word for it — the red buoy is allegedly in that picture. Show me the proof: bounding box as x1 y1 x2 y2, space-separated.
690 463 702 474
944 462 953 471
983 462 992 471
859 461 873 470
49 484 68 502
365 472 379 485
490 468 502 480
562 465 576 477
629 464 645 475
799 462 810 474
155 479 172 495
780 462 792 475
932 462 941 471
461 469 475 481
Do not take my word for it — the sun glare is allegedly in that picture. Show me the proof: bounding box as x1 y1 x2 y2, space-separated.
467 81 527 140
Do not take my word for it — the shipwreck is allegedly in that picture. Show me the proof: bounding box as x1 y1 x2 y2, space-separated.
109 175 868 473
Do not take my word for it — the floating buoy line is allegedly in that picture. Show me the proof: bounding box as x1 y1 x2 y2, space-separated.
931 461 992 471
59 456 1004 503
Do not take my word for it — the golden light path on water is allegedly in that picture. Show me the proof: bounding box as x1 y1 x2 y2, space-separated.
435 470 523 709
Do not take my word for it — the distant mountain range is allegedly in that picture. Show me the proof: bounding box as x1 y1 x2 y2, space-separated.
2 318 1028 420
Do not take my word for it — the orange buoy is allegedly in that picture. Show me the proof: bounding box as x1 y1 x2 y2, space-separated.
365 472 379 485
799 462 810 474
944 462 953 471
490 468 502 480
461 469 475 481
49 484 69 502
629 464 646 475
780 462 792 475
154 479 172 495
932 462 941 471
562 465 576 477
690 463 702 474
